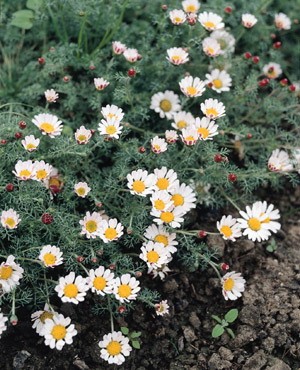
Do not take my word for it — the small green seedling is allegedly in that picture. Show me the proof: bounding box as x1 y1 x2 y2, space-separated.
211 309 239 339
266 238 277 253
121 327 142 349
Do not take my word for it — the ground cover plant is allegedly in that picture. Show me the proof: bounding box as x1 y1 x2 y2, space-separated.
0 0 300 368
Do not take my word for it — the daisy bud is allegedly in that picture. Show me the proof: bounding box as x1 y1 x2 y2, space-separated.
109 263 116 270
289 84 296 92
118 306 126 314
280 78 288 86
187 14 197 26
63 76 70 82
91 257 98 263
14 132 22 139
247 133 253 139
273 41 282 49
127 228 133 234
138 146 146 153
252 56 260 64
228 173 237 182
96 249 104 256
244 52 252 59
76 256 84 263
89 64 96 70
270 33 276 39
258 78 269 87
18 121 27 129
10 314 18 326
41 213 54 225
214 154 223 163
96 202 103 208
161 4 168 10
0 139 7 145
6 183 14 192
38 57 45 65
135 271 142 278
198 230 207 238
127 68 136 77
49 185 61 195
224 6 232 13
220 263 230 271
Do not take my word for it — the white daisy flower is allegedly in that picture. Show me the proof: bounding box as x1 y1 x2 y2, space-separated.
39 245 63 268
222 271 246 300
195 117 218 140
151 136 168 154
123 48 141 63
268 149 293 172
263 62 282 79
1 209 21 230
99 218 124 243
94 77 110 91
165 130 179 143
75 125 92 145
169 9 186 25
150 190 174 212
43 313 77 350
79 211 103 239
202 37 222 57
205 69 232 93
254 201 281 234
144 223 178 254
74 182 91 198
237 203 272 242
151 264 171 280
170 181 197 214
44 89 59 103
99 331 132 365
150 90 181 120
101 104 124 123
153 167 178 192
32 113 63 138
180 125 199 146
31 303 56 336
98 118 123 139
274 13 291 30
201 98 226 119
155 300 170 316
112 41 127 54
198 11 224 31
113 274 141 303
140 241 170 270
55 271 89 304
217 215 242 241
211 30 235 55
127 169 156 197
87 266 115 296
13 160 35 180
182 0 200 13
179 76 206 98
242 13 258 28
0 255 24 293
166 47 189 65
21 135 40 152
33 160 53 182
171 111 195 131
151 207 185 228
0 310 8 338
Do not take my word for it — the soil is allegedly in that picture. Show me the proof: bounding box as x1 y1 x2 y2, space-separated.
1 186 300 370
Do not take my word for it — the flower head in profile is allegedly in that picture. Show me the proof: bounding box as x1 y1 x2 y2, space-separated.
75 126 92 145
43 313 77 350
127 169 156 197
201 98 226 119
113 274 140 303
217 215 242 242
171 111 195 131
222 271 245 300
101 104 124 123
112 41 127 54
274 13 291 30
74 182 91 198
155 300 170 316
39 245 63 268
44 89 59 103
1 209 21 230
195 117 218 140
151 136 168 154
94 78 110 91
99 331 132 365
263 62 282 79
180 126 199 146
182 0 200 13
32 113 63 138
179 76 206 98
165 130 178 143
268 149 293 172
0 255 24 293
202 37 221 57
55 271 89 304
241 13 258 28
123 48 141 63
150 90 181 120
169 9 186 25
13 160 35 180
21 135 40 152
198 12 224 31
205 69 232 93
166 47 189 65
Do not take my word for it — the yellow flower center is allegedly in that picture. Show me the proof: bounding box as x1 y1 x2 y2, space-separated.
206 47 215 56
154 234 168 246
203 21 215 29
132 180 146 193
153 144 161 152
5 218 16 228
106 341 122 356
156 178 169 190
107 113 116 119
159 99 172 112
186 86 197 96
248 218 261 231
93 276 106 290
19 169 31 178
223 277 234 291
212 79 223 89
186 4 196 12
174 17 183 23
76 187 86 196
154 199 166 211
105 227 117 240
160 211 174 223
205 108 218 117
220 225 233 238
177 120 187 129
198 127 210 139
26 143 36 150
172 194 184 207
77 134 87 142
262 217 270 223
40 311 54 323
40 122 55 133
64 283 78 298
118 284 132 298
36 169 48 180
0 266 13 280
185 135 196 142
106 125 117 135
51 324 67 340
43 253 56 266
85 220 98 233
171 55 182 63
49 177 60 187
147 250 160 263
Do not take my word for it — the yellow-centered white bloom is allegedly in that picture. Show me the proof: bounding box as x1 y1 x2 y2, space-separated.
98 117 123 139
123 48 141 63
268 149 293 172
55 271 89 304
166 47 189 65
99 331 132 365
165 130 178 143
151 207 185 229
169 181 197 214
182 0 200 13
44 89 59 103
153 167 178 192
33 160 53 182
39 245 63 268
75 125 92 144
112 41 127 54
171 111 195 131
180 126 199 146
198 12 224 31
179 76 206 98
101 104 124 123
1 209 21 230
263 62 282 79
0 310 8 338
79 211 103 239
32 113 63 138
202 37 222 57
253 201 281 234
94 77 110 90
169 9 186 25
113 274 141 303
150 90 181 120
237 203 272 242
13 160 35 180
43 313 77 350
127 169 156 197
21 135 40 152
99 218 124 243
217 215 242 241
31 303 56 336
0 255 24 293
211 30 235 55
195 117 219 140
87 266 115 296
74 182 91 198
274 13 291 30
222 271 245 300
144 223 178 254
151 136 168 154
150 190 174 212
155 300 170 316
242 13 258 28
140 241 171 270
201 98 226 119
205 69 232 93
